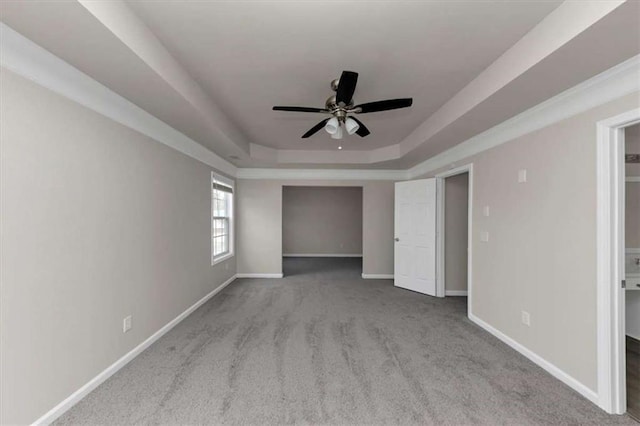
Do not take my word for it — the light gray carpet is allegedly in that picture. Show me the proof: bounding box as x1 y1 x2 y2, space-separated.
57 257 635 425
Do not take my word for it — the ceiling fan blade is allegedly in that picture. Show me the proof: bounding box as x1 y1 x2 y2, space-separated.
302 118 330 138
354 98 413 113
350 117 370 137
335 71 358 105
273 106 329 113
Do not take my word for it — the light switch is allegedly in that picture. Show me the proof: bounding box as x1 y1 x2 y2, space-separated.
480 231 489 242
123 315 132 333
518 169 527 183
483 206 490 217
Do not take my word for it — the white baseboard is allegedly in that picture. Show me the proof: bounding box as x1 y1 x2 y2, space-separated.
236 273 284 279
446 290 468 296
362 273 394 279
468 313 599 405
32 274 238 426
283 253 363 258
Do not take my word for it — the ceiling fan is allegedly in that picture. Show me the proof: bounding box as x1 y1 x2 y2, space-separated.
272 71 413 141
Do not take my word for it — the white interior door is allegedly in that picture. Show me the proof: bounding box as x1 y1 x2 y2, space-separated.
394 179 437 296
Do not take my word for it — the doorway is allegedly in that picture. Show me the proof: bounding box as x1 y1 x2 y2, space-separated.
281 186 363 278
392 167 473 303
596 109 640 415
625 123 640 421
442 172 470 297
434 165 473 307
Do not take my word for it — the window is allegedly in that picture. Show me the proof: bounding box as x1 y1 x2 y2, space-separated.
212 174 234 264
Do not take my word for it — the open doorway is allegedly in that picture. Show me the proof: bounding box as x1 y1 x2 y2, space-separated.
435 164 473 307
442 172 469 297
281 186 363 278
625 123 640 421
597 110 640 416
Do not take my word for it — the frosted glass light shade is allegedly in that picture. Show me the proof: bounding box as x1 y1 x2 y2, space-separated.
331 125 343 139
345 117 360 135
325 117 339 135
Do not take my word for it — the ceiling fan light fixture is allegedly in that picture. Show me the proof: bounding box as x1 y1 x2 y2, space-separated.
331 125 343 139
345 117 360 135
325 117 340 135
273 70 412 139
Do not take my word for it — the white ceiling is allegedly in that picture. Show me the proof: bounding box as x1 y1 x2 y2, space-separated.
126 0 561 151
1 1 639 169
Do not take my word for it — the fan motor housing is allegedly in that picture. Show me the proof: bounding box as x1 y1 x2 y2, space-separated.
325 95 353 114
325 95 337 110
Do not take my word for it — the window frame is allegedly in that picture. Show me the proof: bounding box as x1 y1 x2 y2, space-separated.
211 173 234 265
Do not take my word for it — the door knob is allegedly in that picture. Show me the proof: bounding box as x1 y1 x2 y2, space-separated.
395 238 400 242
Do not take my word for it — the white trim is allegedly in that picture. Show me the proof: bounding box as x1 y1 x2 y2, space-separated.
408 55 640 179
626 248 640 254
236 273 284 279
213 173 235 188
211 252 234 266
596 108 640 414
236 168 407 181
626 177 640 182
32 274 237 426
469 313 599 406
0 23 237 177
436 177 446 298
362 273 394 279
435 164 474 317
435 164 474 179
445 290 468 296
283 253 362 258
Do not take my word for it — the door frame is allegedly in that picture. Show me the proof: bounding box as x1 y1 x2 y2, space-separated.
435 164 474 315
597 108 640 414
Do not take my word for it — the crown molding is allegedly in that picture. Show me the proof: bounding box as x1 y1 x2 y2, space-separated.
407 54 640 178
236 168 408 181
0 23 237 177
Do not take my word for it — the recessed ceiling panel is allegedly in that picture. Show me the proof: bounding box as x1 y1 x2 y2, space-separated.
127 0 562 151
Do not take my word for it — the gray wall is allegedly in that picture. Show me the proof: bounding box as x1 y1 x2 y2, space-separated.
418 92 639 392
445 173 469 293
283 186 363 255
0 70 236 425
238 180 394 276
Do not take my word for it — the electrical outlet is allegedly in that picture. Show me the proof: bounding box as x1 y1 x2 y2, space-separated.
123 315 132 333
518 169 528 183
483 206 490 217
480 231 489 242
521 311 531 326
